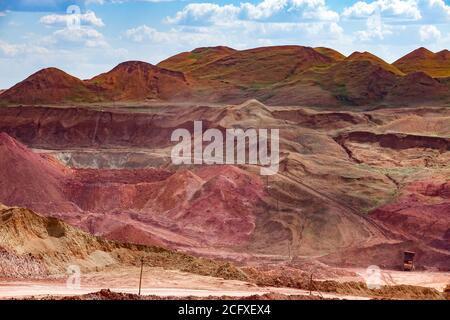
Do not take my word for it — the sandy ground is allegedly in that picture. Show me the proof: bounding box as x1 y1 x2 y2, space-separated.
1 266 448 300
0 267 368 300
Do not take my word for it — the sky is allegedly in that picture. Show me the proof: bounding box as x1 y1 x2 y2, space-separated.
1 0 450 88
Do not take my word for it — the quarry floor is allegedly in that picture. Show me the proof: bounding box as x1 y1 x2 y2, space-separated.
0 267 448 300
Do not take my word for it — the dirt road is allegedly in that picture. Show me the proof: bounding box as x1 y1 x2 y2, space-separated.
0 267 368 300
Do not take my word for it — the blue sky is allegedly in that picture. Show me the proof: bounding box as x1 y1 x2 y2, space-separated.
1 0 450 88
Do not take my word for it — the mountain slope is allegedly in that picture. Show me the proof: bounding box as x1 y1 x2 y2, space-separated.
0 68 95 104
87 61 191 101
346 51 404 75
314 47 346 61
311 60 399 105
0 62 192 104
187 45 333 87
157 46 237 72
393 47 450 77
1 46 450 106
0 132 72 212
386 71 450 103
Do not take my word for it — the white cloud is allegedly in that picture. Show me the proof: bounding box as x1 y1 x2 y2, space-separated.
124 24 235 46
47 27 108 48
342 0 421 20
342 0 450 23
40 10 105 28
419 0 450 23
166 0 340 25
166 3 241 25
125 25 174 43
355 11 393 41
419 24 441 41
0 40 49 57
158 0 343 49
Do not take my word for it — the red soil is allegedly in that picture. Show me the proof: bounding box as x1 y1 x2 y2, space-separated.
386 72 450 103
157 46 237 72
86 61 191 101
0 133 265 247
370 180 450 251
0 62 191 104
0 68 90 104
393 47 450 77
346 51 404 75
1 46 450 106
313 47 346 61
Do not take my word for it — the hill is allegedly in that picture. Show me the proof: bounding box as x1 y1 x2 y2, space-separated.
346 51 404 75
393 47 450 77
157 46 237 72
0 68 95 104
1 46 450 106
314 47 346 61
87 61 191 101
0 62 192 104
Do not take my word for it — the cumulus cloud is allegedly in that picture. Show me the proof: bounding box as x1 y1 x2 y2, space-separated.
355 11 393 41
0 40 50 57
166 3 240 25
342 0 450 23
419 0 450 23
124 24 239 46
40 10 104 27
419 24 441 41
125 25 174 43
49 27 108 47
122 0 345 53
342 0 421 20
166 0 340 25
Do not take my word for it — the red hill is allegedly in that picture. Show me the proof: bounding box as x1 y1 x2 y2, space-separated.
188 45 333 87
314 47 346 61
1 46 450 106
346 51 404 75
386 71 450 103
157 46 237 72
311 60 398 105
393 47 450 77
87 61 191 101
0 132 73 212
0 68 94 104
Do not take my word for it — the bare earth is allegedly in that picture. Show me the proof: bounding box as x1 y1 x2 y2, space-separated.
0 267 448 300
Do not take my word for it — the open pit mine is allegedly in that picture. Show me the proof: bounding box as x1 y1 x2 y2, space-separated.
0 45 449 300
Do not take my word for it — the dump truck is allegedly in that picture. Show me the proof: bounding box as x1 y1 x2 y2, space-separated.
403 251 415 271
